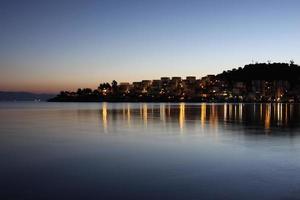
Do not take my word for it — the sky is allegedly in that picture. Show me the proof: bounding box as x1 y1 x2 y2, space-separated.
1 0 300 93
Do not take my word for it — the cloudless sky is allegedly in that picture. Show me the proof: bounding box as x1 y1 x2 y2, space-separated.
1 0 300 93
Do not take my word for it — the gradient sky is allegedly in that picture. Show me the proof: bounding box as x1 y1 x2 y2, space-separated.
1 0 300 93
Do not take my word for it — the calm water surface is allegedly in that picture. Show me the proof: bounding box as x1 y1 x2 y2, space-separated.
1 102 300 199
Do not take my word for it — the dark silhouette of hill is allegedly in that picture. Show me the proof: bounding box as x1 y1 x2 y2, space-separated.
0 91 55 101
217 62 300 84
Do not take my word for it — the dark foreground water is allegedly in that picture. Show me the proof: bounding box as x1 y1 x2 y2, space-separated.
1 102 300 200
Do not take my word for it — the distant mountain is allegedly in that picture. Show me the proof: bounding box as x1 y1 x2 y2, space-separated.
0 91 55 101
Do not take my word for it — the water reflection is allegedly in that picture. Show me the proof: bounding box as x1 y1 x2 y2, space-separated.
102 102 108 133
160 104 165 123
2 102 300 200
179 103 185 131
201 103 206 128
265 103 271 130
143 103 148 127
98 103 300 134
127 104 131 127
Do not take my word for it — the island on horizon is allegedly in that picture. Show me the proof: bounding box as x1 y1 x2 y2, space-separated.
49 62 300 103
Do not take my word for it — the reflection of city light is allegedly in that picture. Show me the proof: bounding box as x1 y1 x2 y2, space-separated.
143 103 148 127
265 104 271 130
96 103 296 135
102 102 108 133
127 103 131 127
290 104 293 119
285 104 288 125
179 103 185 131
210 104 218 129
140 104 143 118
273 103 276 121
201 103 206 128
234 104 237 119
122 104 126 120
160 104 165 122
229 104 232 119
277 103 282 124
239 104 243 121
224 104 227 121
280 103 283 123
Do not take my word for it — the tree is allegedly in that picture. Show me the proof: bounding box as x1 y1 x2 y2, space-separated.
82 88 92 95
111 80 119 97
112 80 118 89
98 83 111 90
290 60 295 66
77 88 82 95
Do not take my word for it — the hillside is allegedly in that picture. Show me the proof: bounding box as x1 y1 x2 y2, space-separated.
217 62 300 83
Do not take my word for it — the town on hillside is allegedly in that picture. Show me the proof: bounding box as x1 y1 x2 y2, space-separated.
49 62 300 102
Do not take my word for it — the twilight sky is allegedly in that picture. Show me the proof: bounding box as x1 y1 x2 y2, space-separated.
1 0 300 93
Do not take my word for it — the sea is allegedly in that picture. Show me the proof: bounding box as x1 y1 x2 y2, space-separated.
1 102 300 199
